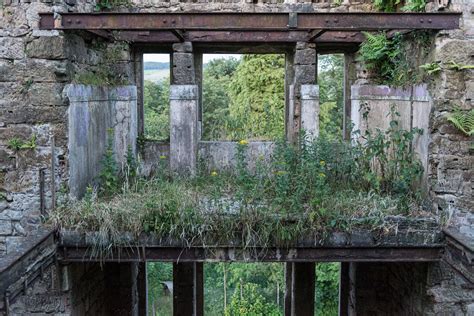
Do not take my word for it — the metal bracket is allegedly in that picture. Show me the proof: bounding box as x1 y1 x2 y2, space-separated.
288 13 298 29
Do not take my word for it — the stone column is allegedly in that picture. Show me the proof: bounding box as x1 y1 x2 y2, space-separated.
170 42 199 175
173 262 204 316
288 42 317 143
284 262 316 316
300 84 320 142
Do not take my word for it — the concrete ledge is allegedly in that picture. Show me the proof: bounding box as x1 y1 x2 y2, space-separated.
57 219 445 263
63 84 137 102
198 141 274 171
352 85 412 101
170 85 198 100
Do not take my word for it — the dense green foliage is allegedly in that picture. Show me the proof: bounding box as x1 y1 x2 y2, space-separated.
318 55 344 140
357 31 433 86
144 80 170 140
373 0 426 12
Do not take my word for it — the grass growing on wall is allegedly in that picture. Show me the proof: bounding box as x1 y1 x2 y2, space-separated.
49 111 432 251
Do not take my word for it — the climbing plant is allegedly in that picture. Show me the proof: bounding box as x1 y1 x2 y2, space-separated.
373 0 426 12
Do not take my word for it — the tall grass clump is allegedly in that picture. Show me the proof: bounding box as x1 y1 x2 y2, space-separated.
49 112 433 254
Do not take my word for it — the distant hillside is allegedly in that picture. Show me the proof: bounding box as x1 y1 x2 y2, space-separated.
144 62 169 71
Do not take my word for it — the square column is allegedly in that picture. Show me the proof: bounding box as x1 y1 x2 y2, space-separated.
170 42 199 175
284 262 315 316
300 84 320 142
173 262 204 316
169 85 199 175
287 42 317 143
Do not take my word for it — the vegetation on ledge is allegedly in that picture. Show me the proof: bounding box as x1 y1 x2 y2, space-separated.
49 113 436 251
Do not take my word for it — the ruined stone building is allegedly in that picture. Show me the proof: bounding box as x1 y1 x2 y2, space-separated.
0 0 473 315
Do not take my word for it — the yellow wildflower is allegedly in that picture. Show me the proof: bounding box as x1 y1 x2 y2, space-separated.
159 155 166 159
276 170 288 176
238 139 249 145
210 171 218 177
319 160 325 166
319 173 326 178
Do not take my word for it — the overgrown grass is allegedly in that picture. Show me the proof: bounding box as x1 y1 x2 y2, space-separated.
49 114 435 254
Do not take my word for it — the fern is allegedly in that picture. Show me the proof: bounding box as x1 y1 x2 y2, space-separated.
402 0 426 12
447 109 474 136
446 60 474 71
419 62 442 75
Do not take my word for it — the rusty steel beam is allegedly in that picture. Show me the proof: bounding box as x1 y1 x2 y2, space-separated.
58 246 444 263
39 12 460 32
87 30 365 44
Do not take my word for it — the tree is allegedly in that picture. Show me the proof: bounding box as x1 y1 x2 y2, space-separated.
226 283 281 316
318 54 344 140
227 54 285 140
143 79 170 140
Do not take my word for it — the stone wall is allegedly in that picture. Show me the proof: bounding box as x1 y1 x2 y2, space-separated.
352 261 474 315
8 262 143 315
0 1 135 257
426 0 474 238
66 84 138 198
350 84 432 179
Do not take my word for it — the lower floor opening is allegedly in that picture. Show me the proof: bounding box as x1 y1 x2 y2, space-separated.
146 262 340 316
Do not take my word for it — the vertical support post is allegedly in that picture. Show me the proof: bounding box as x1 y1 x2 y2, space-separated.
300 84 320 142
137 262 148 316
170 42 198 175
285 51 295 142
343 53 356 141
194 52 203 139
289 42 317 143
173 262 204 316
284 262 315 316
339 263 350 316
348 262 357 315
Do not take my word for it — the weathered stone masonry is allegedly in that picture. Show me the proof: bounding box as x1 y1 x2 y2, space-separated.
0 0 473 315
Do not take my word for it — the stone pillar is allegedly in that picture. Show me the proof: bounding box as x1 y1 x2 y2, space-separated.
170 42 198 175
339 262 355 316
173 262 204 316
300 84 320 141
284 262 315 316
137 263 147 316
343 53 357 140
288 42 317 143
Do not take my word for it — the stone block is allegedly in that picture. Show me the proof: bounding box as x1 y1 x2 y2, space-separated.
0 105 67 125
26 36 66 59
172 53 195 84
0 219 12 236
294 48 316 65
172 42 193 53
28 83 66 106
294 64 316 85
0 37 24 59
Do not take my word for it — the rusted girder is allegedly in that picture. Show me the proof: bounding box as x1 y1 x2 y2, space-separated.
39 12 460 32
58 246 444 263
106 30 364 43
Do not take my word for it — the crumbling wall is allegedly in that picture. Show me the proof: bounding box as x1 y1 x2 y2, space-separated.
8 262 142 315
350 84 432 178
0 1 135 257
353 261 474 315
66 84 138 198
426 0 474 238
